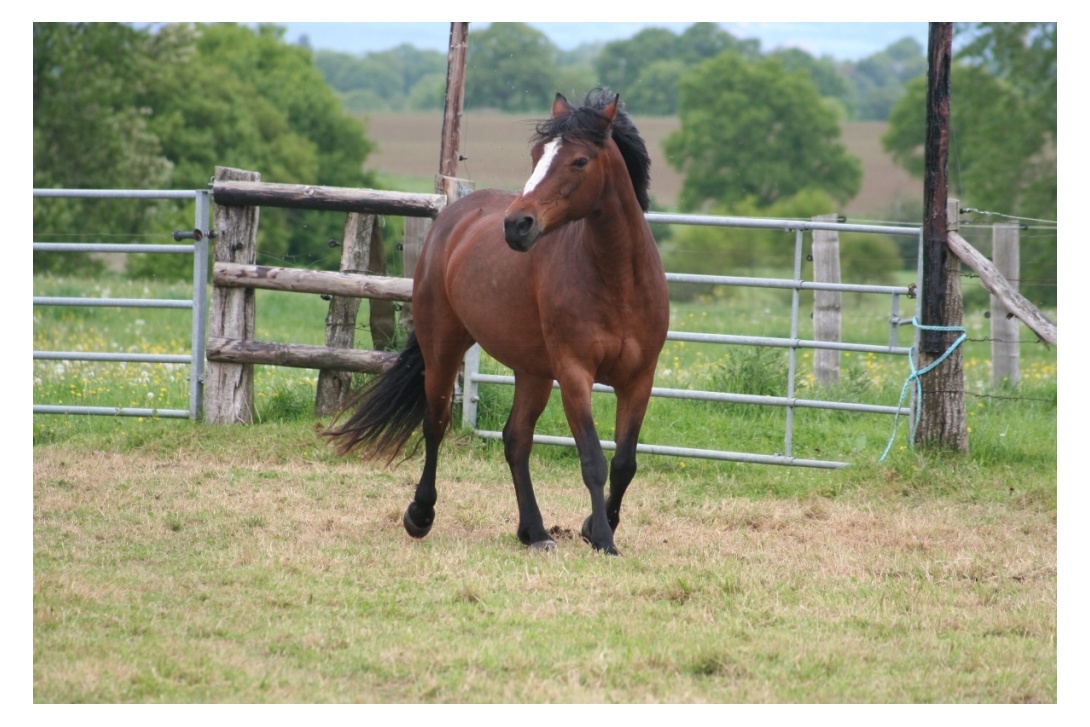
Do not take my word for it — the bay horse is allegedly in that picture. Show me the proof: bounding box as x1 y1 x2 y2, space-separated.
325 90 669 555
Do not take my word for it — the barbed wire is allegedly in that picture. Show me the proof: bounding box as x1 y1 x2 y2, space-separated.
960 207 1057 226
920 389 1055 404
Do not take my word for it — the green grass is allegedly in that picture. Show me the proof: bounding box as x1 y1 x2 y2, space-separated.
33 272 1057 703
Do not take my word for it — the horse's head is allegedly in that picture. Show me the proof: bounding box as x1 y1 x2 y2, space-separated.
503 92 619 252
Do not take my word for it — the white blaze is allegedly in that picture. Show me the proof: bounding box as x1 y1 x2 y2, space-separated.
522 138 562 195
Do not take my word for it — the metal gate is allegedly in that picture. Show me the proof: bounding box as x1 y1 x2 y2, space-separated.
460 212 923 469
33 189 212 419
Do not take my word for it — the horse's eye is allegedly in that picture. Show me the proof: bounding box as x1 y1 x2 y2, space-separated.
572 157 589 169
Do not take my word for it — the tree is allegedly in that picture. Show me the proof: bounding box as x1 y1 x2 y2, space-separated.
316 44 447 112
33 23 179 274
841 37 927 120
768 48 852 117
34 23 378 278
464 23 559 112
664 52 862 212
594 23 758 115
621 59 686 116
882 23 1056 305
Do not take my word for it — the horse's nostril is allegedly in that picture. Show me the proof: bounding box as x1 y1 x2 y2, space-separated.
517 216 534 236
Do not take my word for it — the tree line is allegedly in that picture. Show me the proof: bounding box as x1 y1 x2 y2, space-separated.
33 22 1055 306
313 22 926 121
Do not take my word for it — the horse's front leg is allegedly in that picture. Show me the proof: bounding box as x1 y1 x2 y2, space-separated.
503 374 556 550
558 374 615 554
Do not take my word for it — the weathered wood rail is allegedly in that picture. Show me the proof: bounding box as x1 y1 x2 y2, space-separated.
213 263 414 301
210 179 446 218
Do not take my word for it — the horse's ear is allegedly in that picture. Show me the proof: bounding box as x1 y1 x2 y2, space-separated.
597 94 620 130
552 93 573 117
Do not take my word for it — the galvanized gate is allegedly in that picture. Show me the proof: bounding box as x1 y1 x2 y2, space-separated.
460 212 923 469
32 189 212 419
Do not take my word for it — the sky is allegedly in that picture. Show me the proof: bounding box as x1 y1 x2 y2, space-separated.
275 22 934 62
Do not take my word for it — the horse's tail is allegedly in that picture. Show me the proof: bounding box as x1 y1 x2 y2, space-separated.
323 331 428 462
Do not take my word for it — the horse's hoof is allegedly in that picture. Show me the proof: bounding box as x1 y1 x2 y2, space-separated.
580 516 620 555
403 503 433 539
529 539 557 552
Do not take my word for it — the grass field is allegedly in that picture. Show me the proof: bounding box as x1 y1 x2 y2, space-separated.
32 270 1058 703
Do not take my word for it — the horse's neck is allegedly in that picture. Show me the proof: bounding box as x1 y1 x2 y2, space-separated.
583 183 660 287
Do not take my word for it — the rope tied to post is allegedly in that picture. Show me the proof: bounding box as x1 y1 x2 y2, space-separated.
879 317 967 462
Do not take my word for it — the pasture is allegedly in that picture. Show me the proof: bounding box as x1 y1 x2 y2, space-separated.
32 272 1057 703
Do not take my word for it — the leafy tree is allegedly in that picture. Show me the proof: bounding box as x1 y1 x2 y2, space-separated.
677 22 760 65
464 23 559 112
595 23 758 115
621 59 686 117
316 44 447 112
595 27 679 95
882 23 1056 305
34 22 377 279
664 52 861 212
768 48 852 117
33 23 181 274
843 38 928 120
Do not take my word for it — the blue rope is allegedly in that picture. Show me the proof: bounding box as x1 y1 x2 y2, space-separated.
879 317 967 462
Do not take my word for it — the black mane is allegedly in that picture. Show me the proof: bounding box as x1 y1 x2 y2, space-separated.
533 88 652 212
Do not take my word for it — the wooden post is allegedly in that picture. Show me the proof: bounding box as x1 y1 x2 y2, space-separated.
914 23 968 453
915 198 968 453
206 167 259 424
920 22 952 356
401 23 472 334
439 23 469 179
990 222 1021 387
315 213 373 418
811 213 841 385
399 216 428 333
367 217 396 351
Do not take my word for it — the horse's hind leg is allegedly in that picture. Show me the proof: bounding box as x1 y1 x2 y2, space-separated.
603 377 655 533
503 374 556 550
403 339 471 539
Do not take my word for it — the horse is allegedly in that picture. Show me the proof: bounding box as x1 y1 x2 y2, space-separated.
324 89 669 555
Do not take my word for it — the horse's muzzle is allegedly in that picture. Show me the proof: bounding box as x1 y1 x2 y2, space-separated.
503 214 542 252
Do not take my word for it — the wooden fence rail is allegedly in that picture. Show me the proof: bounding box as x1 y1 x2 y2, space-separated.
213 263 414 301
211 179 446 218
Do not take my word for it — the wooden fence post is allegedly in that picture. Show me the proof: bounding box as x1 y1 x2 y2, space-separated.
399 217 428 333
915 23 967 454
811 213 841 385
206 167 259 423
915 198 968 452
990 222 1020 387
315 212 374 418
367 217 396 351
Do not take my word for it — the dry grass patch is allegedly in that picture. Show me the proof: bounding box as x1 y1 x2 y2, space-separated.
34 431 1055 703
